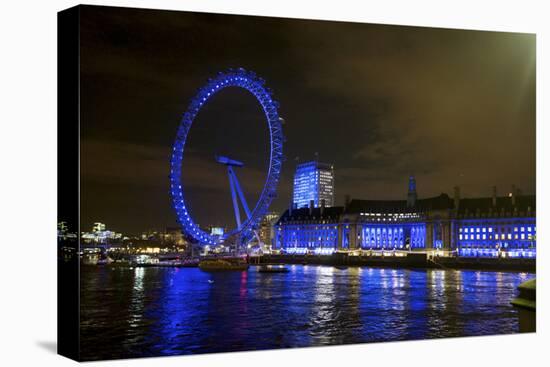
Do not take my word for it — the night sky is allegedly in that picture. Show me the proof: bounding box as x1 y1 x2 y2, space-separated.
79 5 535 235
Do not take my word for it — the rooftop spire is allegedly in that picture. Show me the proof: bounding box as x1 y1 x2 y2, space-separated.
407 175 417 207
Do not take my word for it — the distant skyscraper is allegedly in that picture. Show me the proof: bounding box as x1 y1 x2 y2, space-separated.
93 222 106 232
293 161 335 208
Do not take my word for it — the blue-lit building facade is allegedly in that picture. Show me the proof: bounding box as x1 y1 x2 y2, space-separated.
277 206 342 255
454 193 536 258
275 179 536 259
293 161 335 209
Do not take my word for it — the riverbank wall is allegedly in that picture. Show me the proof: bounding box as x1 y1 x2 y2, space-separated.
259 253 535 272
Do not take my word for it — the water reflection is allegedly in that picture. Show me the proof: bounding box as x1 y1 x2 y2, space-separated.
127 267 144 334
80 266 534 361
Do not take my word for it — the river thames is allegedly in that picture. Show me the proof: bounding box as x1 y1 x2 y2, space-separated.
79 265 534 361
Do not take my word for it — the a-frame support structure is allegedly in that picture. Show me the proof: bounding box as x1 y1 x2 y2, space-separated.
216 155 262 246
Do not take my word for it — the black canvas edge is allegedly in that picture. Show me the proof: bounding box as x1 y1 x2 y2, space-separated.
57 5 81 362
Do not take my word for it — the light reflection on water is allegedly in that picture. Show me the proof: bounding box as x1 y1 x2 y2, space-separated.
80 265 534 361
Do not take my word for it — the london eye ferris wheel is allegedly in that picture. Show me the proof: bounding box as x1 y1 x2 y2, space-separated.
169 68 284 248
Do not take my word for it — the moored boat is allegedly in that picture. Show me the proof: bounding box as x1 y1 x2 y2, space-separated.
258 265 290 273
198 259 249 271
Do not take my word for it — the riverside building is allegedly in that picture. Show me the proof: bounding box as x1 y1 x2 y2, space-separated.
292 161 335 209
274 177 536 259
258 212 280 249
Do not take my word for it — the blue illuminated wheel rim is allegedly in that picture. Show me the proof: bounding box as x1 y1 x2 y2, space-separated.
170 68 284 246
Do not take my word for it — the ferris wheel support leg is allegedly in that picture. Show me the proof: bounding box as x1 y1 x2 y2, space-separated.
229 168 251 219
227 166 242 229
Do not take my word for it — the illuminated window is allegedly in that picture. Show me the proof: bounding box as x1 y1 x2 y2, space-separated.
465 228 469 233
482 228 486 233
521 227 525 232
459 234 463 240
476 228 480 233
508 234 512 240
482 234 486 240
488 228 493 233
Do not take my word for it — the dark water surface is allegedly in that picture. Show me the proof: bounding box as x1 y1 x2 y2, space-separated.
80 265 534 360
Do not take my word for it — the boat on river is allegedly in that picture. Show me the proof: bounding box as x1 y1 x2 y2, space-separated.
198 259 249 271
258 265 290 273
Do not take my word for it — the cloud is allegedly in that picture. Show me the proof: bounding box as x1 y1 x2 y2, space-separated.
81 138 272 192
281 24 535 200
78 7 535 233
